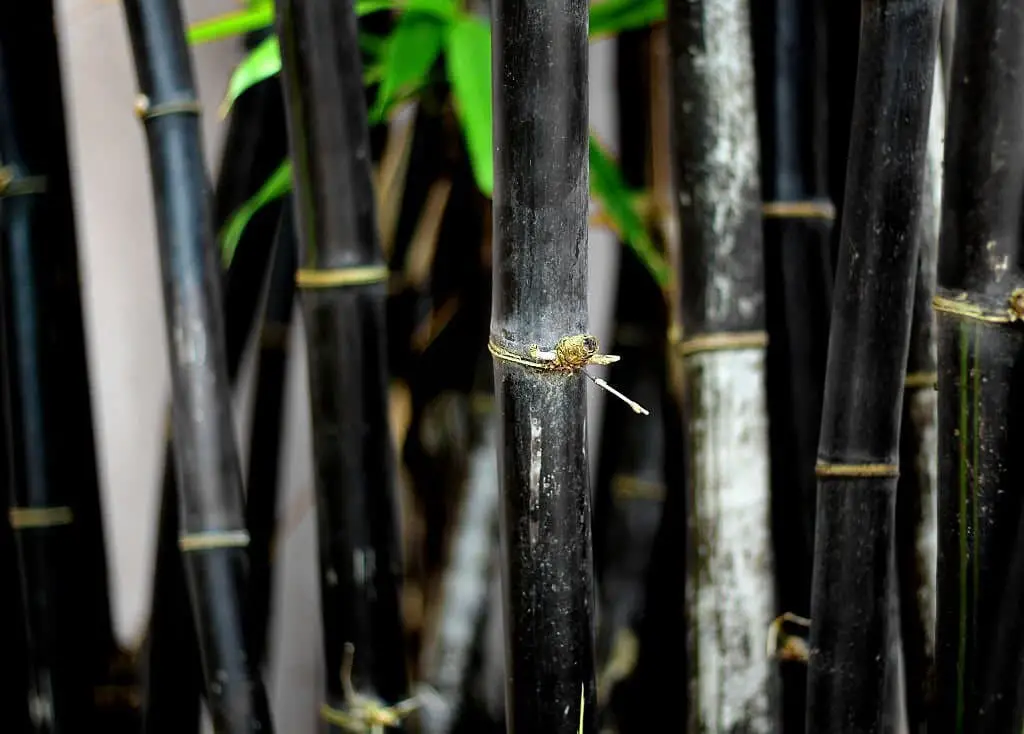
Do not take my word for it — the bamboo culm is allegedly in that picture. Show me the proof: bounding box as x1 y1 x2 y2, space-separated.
805 2 941 733
120 0 274 728
243 203 297 670
895 56 944 734
931 1 1024 731
667 0 775 730
273 0 409 726
490 0 597 730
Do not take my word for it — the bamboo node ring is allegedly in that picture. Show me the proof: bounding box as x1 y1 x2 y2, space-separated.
296 265 390 289
932 294 1018 324
677 330 769 357
762 199 836 221
814 462 899 478
904 371 938 389
0 166 47 198
321 643 420 732
488 334 650 416
8 506 74 529
133 94 203 120
178 529 250 552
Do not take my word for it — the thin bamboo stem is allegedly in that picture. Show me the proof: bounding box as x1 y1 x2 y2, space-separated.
120 0 273 728
273 0 409 726
806 2 942 732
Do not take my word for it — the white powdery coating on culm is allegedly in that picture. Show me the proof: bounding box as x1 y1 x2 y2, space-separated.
909 387 938 655
688 348 774 733
688 0 761 324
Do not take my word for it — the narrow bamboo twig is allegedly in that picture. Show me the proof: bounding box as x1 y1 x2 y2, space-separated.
490 0 598 730
895 57 944 734
273 0 410 728
120 0 273 729
806 2 942 732
667 0 775 729
0 2 127 728
932 1 1024 731
243 203 297 670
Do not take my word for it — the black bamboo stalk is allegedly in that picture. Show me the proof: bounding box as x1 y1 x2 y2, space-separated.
490 0 597 731
931 1 1024 731
750 0 834 729
273 0 409 727
667 0 775 729
141 31 288 733
825 1 861 269
895 59 944 734
243 203 297 670
805 2 941 732
0 488 29 731
120 0 273 729
0 1 132 728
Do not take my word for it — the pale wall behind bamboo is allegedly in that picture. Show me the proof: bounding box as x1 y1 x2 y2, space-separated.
54 0 618 729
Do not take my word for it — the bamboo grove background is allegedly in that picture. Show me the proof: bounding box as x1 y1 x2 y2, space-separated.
1 0 1016 732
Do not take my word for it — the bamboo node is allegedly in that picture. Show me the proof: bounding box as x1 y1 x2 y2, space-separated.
905 371 938 389
488 335 650 416
296 265 389 289
611 474 666 502
0 166 47 198
767 612 810 663
8 506 74 529
677 330 769 357
814 462 899 478
762 199 836 221
321 643 420 732
133 94 203 120
932 294 1017 324
178 529 250 552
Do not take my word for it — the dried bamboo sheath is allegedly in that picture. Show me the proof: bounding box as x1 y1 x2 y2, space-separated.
121 0 272 729
273 0 409 727
932 1 1024 731
667 0 775 730
807 2 941 733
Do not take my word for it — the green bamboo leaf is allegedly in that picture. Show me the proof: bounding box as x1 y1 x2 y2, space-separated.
589 0 665 40
188 3 274 45
219 160 293 266
370 12 446 122
589 136 671 288
445 16 493 196
220 35 282 116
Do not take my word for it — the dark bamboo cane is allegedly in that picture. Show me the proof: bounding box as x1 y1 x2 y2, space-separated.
120 0 273 729
931 1 1024 731
243 203 296 670
750 0 833 729
490 0 598 731
805 2 941 732
667 0 775 729
0 1 132 728
0 485 29 731
894 60 944 734
825 1 860 270
273 0 409 727
141 35 288 733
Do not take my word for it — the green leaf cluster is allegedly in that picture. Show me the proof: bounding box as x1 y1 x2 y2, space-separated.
191 0 669 287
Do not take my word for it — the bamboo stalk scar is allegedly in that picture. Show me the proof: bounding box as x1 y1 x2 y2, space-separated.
320 643 419 733
488 333 650 416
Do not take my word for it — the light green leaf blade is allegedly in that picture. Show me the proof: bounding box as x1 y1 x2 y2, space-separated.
589 135 671 288
589 0 665 40
188 4 274 45
370 13 446 122
219 160 293 266
221 35 282 115
445 16 493 197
